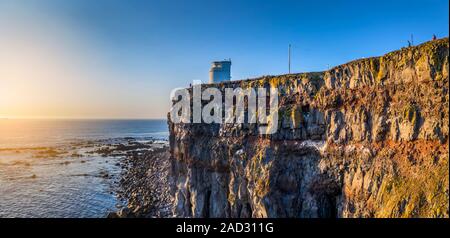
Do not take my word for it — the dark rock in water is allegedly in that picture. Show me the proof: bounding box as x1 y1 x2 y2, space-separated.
106 212 119 218
106 207 133 218
99 171 110 179
71 152 83 158
117 208 130 218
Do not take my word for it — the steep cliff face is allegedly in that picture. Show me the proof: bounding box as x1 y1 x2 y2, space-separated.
168 38 449 218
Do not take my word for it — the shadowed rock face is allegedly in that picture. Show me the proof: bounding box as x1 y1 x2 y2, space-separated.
168 38 449 218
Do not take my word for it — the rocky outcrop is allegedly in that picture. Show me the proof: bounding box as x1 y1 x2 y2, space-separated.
115 146 173 218
168 38 449 218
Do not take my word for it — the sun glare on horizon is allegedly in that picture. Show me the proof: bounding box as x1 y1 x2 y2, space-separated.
0 2 170 119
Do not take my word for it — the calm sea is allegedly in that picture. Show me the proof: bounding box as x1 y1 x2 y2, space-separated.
0 119 168 218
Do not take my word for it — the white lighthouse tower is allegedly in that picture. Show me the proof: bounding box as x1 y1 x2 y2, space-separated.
209 59 231 84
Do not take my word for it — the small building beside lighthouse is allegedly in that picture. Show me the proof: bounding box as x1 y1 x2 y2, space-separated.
209 60 231 83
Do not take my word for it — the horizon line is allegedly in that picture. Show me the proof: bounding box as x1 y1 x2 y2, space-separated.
0 117 167 120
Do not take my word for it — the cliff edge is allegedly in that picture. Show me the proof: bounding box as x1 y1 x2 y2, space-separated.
168 38 449 218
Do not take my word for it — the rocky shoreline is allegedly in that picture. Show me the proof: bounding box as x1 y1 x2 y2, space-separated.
108 144 173 218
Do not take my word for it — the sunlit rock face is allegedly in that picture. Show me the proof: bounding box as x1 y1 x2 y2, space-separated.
168 38 449 218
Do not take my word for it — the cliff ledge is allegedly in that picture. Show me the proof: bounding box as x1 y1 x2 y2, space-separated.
168 38 449 218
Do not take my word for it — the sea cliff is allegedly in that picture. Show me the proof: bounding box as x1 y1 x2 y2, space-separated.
168 38 449 218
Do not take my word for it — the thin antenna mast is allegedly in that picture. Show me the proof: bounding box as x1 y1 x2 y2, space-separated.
288 44 291 74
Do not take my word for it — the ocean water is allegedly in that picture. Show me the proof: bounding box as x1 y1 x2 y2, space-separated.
0 119 168 218
0 119 169 148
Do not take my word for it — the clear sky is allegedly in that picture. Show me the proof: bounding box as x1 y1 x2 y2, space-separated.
0 0 448 119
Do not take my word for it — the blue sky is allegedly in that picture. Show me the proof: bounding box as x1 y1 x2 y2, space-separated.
0 0 448 118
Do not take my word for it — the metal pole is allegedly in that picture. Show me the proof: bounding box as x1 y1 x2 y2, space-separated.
288 44 291 74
